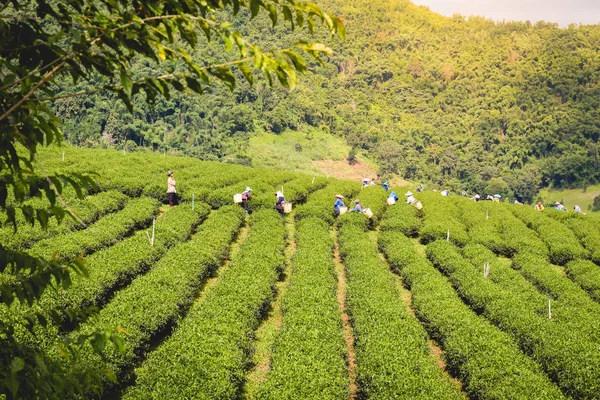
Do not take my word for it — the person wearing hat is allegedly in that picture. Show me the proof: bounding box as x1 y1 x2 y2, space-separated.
274 191 286 218
405 191 416 205
167 170 177 207
555 202 564 211
241 187 252 214
389 190 399 202
334 194 346 217
574 205 585 215
362 178 370 188
350 199 364 213
382 181 389 192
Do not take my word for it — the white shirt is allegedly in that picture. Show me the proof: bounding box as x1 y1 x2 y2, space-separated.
167 176 176 193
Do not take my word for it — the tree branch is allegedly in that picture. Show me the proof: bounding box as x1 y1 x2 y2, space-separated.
0 61 66 122
33 57 254 103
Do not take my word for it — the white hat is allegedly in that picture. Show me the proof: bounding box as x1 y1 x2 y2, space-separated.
276 191 283 197
405 191 413 196
363 177 371 182
245 187 252 192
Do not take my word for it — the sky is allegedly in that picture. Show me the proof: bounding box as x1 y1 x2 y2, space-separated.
411 0 600 27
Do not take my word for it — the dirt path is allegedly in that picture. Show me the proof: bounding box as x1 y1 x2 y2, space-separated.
243 214 296 399
195 217 250 306
408 238 466 396
333 228 358 400
313 159 410 187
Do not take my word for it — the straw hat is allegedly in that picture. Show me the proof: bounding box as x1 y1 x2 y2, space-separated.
335 194 345 199
405 191 413 196
245 187 252 192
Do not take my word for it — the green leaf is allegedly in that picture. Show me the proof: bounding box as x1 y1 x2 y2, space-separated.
267 4 278 27
185 77 204 94
238 63 254 85
250 0 260 18
119 67 133 97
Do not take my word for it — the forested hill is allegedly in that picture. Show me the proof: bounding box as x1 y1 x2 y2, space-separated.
53 0 600 202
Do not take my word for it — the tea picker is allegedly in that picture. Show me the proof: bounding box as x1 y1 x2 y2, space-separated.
334 194 347 217
275 191 287 218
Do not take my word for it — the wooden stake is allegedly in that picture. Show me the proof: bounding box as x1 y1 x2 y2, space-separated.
447 228 450 241
312 176 315 184
192 193 195 210
151 217 155 246
548 296 552 319
486 209 489 220
62 151 64 161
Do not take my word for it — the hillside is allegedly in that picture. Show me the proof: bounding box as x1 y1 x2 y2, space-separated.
2 147 600 398
50 0 600 203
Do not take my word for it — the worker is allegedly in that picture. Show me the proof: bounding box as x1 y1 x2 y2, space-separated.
241 187 252 214
405 191 416 205
382 181 389 192
389 190 399 202
441 190 449 197
574 205 585 215
350 199 363 213
555 202 564 211
369 180 376 187
274 191 286 218
334 194 346 217
167 170 177 207
416 183 424 192
471 194 481 202
362 178 370 188
535 202 544 211
514 200 523 205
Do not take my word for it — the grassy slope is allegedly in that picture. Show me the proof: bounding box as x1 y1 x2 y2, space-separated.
539 185 600 213
247 128 350 174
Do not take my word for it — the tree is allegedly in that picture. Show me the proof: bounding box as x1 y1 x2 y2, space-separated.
0 0 343 397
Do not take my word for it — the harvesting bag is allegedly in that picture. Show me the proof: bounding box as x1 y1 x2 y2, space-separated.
387 197 396 205
414 201 423 210
362 208 374 218
339 206 348 215
283 202 293 213
233 193 243 204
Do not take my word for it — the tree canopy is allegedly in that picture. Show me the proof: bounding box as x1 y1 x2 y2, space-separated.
47 0 600 202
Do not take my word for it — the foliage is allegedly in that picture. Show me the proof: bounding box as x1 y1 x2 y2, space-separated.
42 0 600 197
125 209 285 399
259 217 348 399
339 223 461 399
564 259 600 303
379 201 421 236
379 231 565 400
68 205 244 390
428 240 600 399
593 195 600 211
294 180 359 224
417 192 469 246
35 203 209 325
509 204 586 264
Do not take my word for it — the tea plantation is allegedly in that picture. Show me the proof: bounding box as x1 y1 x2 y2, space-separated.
2 146 600 399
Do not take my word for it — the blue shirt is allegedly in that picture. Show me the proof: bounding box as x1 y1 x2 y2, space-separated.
350 204 363 213
334 198 345 211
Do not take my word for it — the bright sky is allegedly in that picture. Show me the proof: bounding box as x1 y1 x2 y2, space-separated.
411 0 600 27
